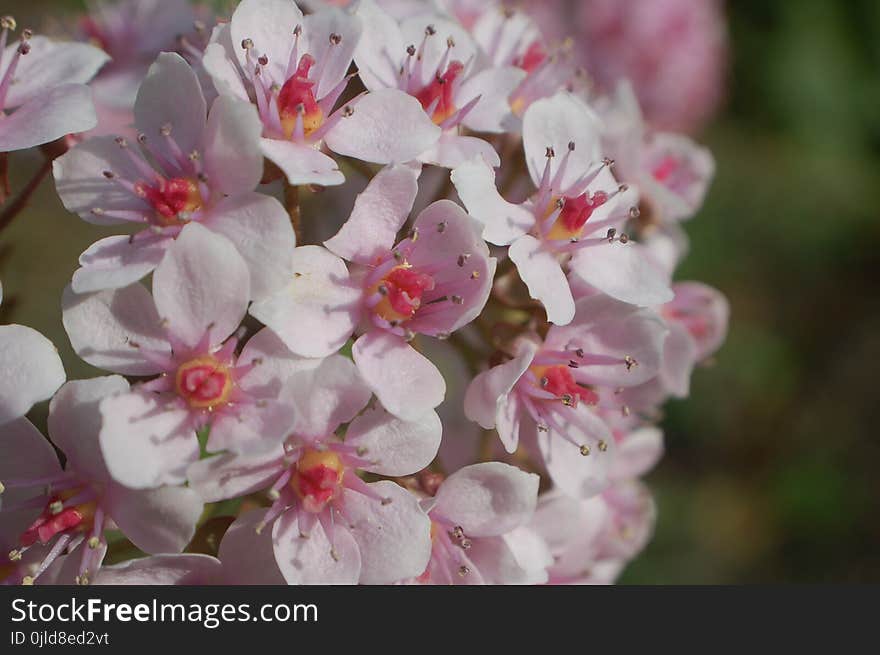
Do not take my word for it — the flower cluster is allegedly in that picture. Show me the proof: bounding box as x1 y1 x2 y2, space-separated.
0 0 728 585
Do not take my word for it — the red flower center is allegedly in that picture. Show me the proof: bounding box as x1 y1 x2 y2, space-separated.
371 264 436 324
135 177 203 225
278 55 324 138
20 490 96 548
531 365 598 407
290 449 345 513
415 60 464 125
515 41 547 73
545 191 609 240
175 356 233 409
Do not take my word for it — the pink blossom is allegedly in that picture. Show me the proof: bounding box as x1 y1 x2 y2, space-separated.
468 5 575 125
353 0 522 167
54 52 295 299
464 295 666 498
598 81 715 226
62 224 296 489
529 426 662 584
190 354 440 584
573 0 727 134
453 91 673 325
74 0 210 138
0 377 203 585
90 554 221 585
0 19 108 152
203 0 440 186
251 165 495 420
413 462 550 584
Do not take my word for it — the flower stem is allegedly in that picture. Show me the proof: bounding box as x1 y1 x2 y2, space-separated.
0 156 53 235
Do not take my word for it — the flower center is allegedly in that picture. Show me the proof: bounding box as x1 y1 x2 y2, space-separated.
515 41 547 73
531 365 595 407
653 154 685 183
370 263 436 324
289 449 345 514
415 60 464 125
175 355 233 410
278 54 324 139
545 192 608 241
19 489 96 548
135 177 203 226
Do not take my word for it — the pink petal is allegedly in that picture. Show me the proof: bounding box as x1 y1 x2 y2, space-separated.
206 400 295 454
611 427 664 481
352 331 445 421
94 554 221 585
522 92 602 191
105 485 203 554
188 449 285 503
272 510 361 585
203 95 264 196
281 354 371 438
418 133 500 169
451 157 533 245
47 376 129 483
569 241 674 308
432 462 539 537
153 223 250 348
230 0 304 80
345 405 442 477
324 164 418 265
545 295 668 387
61 283 167 376
406 200 496 336
304 7 362 99
463 342 535 430
0 325 65 425
72 235 171 294
0 85 97 152
134 53 206 156
324 89 441 164
218 509 287 585
508 235 575 325
343 480 431 584
99 391 198 489
259 138 344 187
207 193 296 301
353 0 407 90
458 66 527 133
249 246 361 358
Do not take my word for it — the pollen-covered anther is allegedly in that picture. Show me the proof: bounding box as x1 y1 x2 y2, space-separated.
624 355 637 370
174 355 233 410
597 440 608 452
580 445 591 456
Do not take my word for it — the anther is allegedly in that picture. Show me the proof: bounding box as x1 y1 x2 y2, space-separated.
606 228 617 241
629 206 640 219
580 445 591 456
460 538 472 549
406 44 416 56
342 105 354 117
457 253 470 267
437 221 447 233
568 141 576 151
603 157 614 167
624 355 637 369
618 233 629 244
257 54 268 66
425 25 436 36
545 146 555 158
88 536 100 549
241 38 254 50
470 271 480 279
101 170 115 179
22 576 34 586
381 497 392 506
452 526 464 539
618 183 629 193
598 440 608 452
329 33 342 45
267 489 280 501
0 16 16 31
293 25 302 36
446 36 455 48
330 547 340 562
49 500 63 515
160 123 172 136
575 348 585 358
8 549 22 561
458 565 469 576
451 295 463 305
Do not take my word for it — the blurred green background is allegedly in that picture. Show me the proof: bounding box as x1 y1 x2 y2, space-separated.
2 0 879 582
